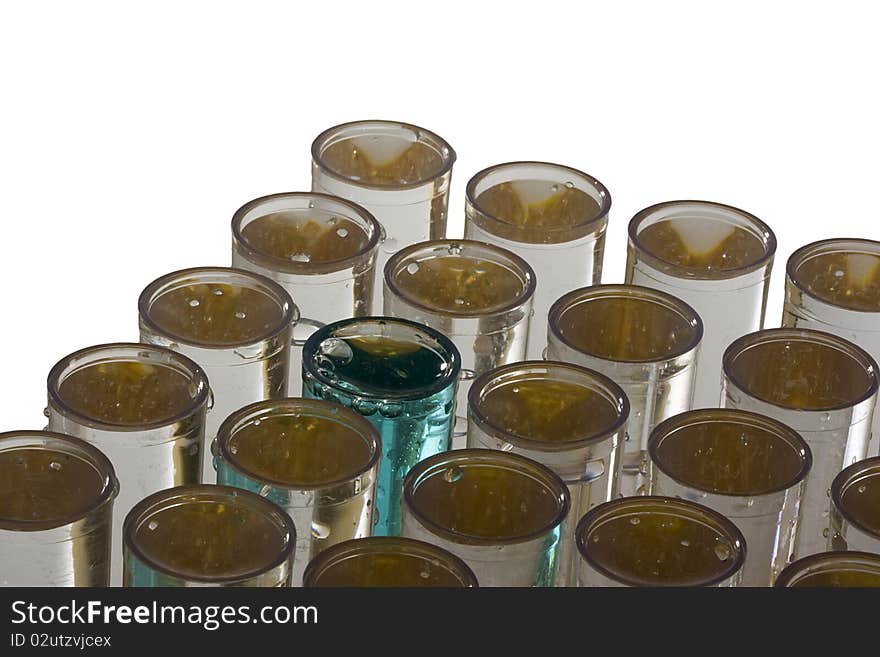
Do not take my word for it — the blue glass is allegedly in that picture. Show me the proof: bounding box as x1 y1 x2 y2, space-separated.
302 317 460 536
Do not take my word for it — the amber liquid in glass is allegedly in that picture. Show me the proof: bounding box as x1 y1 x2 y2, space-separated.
840 472 880 535
476 378 619 444
309 551 465 587
147 283 285 346
475 180 601 244
636 219 766 271
58 361 197 425
555 296 697 361
584 508 737 586
789 568 880 587
794 251 880 312
653 422 804 495
133 499 286 579
411 463 561 540
320 138 445 187
0 449 105 524
393 253 526 314
241 211 371 265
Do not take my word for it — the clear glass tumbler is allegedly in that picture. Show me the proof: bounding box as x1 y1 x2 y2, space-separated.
139 266 296 483
465 161 610 359
214 398 381 585
575 496 746 587
311 120 456 313
232 192 382 395
466 360 628 585
0 430 118 586
546 284 703 497
648 409 811 586
123 484 295 587
401 448 570 587
721 328 878 558
384 239 535 443
775 551 880 587
783 238 880 457
302 537 478 587
829 456 880 555
302 317 460 537
46 342 210 585
626 200 776 408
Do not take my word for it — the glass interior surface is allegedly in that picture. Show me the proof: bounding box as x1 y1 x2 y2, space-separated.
789 240 880 312
834 458 880 536
577 497 745 586
724 332 876 411
126 487 291 581
650 411 810 495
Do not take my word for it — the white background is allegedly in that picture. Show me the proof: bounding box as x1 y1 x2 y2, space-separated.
0 1 877 430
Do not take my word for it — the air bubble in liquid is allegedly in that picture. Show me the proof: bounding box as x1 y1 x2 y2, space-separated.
406 262 420 275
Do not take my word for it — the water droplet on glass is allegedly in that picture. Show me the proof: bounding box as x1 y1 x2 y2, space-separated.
406 262 420 275
834 269 845 278
858 484 867 493
629 517 640 525
43 407 50 418
188 299 200 307
336 228 349 238
680 539 691 547
419 570 430 579
454 298 465 306
148 521 159 531
447 244 462 256
714 543 732 561
234 311 246 320
187 443 199 456
319 338 353 364
212 288 224 296
308 200 316 209
382 237 399 254
49 461 62 471
565 181 574 189
352 398 378 416
823 528 830 538
290 253 311 263
311 522 330 540
443 467 463 483
379 402 403 418
229 444 239 455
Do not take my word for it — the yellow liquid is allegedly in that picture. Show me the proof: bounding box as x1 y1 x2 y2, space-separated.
840 469 880 535
476 378 620 443
148 283 286 346
410 462 562 541
133 499 287 579
584 506 738 586
320 138 445 186
727 340 874 410
636 219 766 271
58 361 198 425
0 449 105 524
788 569 880 587
241 211 371 263
392 254 526 315
653 421 805 495
794 251 880 312
555 296 698 361
227 414 374 487
309 551 467 587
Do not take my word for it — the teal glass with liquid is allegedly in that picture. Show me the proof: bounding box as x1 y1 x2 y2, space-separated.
302 317 460 536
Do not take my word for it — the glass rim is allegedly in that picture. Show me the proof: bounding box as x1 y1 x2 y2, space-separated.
123 484 295 585
774 550 880 587
47 342 210 432
302 316 462 402
628 199 777 280
786 237 880 314
402 448 570 546
831 456 880 539
467 360 630 452
384 239 537 318
138 266 298 349
302 536 479 588
648 408 813 497
215 398 381 491
722 327 880 412
548 284 704 364
231 191 383 275
465 160 612 237
575 496 747 587
0 430 119 532
311 119 457 191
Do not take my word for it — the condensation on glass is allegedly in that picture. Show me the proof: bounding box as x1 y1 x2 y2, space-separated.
0 431 118 586
784 238 880 457
467 360 628 585
401 448 570 587
829 457 880 555
311 120 456 313
546 284 702 497
139 267 296 483
465 161 610 359
575 496 746 587
721 328 878 559
648 409 811 586
123 484 295 587
302 537 478 588
775 550 880 587
302 317 460 537
626 200 776 408
385 239 535 443
46 342 209 585
214 398 381 585
232 192 382 394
